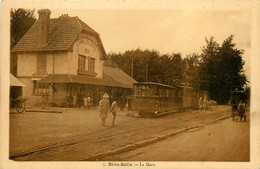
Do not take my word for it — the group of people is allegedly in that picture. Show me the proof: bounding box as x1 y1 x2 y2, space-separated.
77 91 93 108
83 95 92 109
198 97 212 111
98 93 118 126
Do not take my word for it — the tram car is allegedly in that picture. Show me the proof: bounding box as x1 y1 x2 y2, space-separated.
132 82 207 117
230 91 246 111
230 91 246 121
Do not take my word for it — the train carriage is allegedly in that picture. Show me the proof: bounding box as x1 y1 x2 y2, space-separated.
132 82 210 117
191 89 210 109
191 89 200 109
181 86 193 110
132 82 177 117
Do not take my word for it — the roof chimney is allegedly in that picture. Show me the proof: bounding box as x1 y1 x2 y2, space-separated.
38 9 51 47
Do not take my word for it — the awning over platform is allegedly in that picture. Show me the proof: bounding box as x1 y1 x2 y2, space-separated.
10 74 26 87
103 66 137 88
38 74 133 88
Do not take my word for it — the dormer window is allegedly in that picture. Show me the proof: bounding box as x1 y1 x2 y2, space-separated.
88 57 95 73
78 54 86 72
78 54 96 76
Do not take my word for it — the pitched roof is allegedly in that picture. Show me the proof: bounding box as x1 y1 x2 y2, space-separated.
38 66 137 88
38 73 134 89
12 16 107 59
10 74 26 87
103 66 137 88
134 82 175 89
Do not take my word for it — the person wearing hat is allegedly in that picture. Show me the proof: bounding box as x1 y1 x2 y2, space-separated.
198 97 203 110
98 93 110 126
110 98 118 126
203 97 210 110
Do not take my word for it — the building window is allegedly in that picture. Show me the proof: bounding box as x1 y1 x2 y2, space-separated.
78 54 86 71
33 81 49 95
78 54 96 76
88 57 95 72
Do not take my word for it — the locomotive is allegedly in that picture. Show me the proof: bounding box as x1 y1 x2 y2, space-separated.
131 82 209 117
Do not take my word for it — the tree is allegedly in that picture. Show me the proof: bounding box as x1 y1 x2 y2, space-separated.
108 49 185 86
11 8 36 49
10 8 36 75
161 53 184 86
108 49 161 82
182 53 201 89
199 35 248 104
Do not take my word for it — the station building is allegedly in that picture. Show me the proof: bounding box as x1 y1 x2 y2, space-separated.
12 9 137 107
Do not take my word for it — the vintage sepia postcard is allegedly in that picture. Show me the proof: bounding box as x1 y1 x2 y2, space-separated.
1 0 260 169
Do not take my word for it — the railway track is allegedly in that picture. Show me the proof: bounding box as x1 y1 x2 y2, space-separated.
10 110 230 161
10 118 142 160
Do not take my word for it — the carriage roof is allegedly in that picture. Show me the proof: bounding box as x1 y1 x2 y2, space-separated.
133 82 175 89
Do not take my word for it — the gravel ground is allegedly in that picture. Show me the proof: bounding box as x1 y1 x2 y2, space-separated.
9 106 233 160
100 111 250 161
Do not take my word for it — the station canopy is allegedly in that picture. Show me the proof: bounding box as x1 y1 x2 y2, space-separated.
10 74 26 87
38 66 137 89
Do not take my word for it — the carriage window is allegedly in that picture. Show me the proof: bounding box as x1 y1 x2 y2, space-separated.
141 86 146 97
146 85 155 97
159 88 163 97
151 86 156 97
133 86 137 96
166 89 169 97
134 85 141 96
172 90 175 98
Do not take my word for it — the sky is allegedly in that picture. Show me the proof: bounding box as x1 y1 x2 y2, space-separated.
39 8 251 80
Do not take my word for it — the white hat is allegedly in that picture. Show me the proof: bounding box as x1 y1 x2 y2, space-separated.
103 93 109 98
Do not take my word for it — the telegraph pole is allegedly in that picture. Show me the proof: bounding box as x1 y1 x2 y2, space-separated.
131 55 134 78
145 58 148 82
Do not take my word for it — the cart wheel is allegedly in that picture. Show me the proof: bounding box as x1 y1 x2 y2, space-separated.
16 103 25 113
139 111 149 118
139 111 145 118
16 106 25 113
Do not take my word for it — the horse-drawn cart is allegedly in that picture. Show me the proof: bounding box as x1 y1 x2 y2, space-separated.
230 91 246 121
11 97 28 113
10 74 27 113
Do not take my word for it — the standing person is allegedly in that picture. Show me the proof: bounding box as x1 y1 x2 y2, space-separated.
127 96 132 111
203 97 209 110
199 97 203 110
238 100 246 120
98 93 110 126
87 94 92 109
119 96 124 111
73 95 77 108
110 98 118 126
83 96 88 109
78 90 84 108
109 95 113 107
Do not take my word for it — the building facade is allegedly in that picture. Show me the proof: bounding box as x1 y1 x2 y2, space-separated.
12 9 137 107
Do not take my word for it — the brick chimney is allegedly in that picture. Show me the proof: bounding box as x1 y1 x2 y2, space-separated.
37 9 51 47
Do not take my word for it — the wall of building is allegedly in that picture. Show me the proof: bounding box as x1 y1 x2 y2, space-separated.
68 34 104 78
15 34 105 107
53 83 68 105
17 77 42 106
16 51 69 107
17 52 37 77
46 52 68 74
17 51 69 77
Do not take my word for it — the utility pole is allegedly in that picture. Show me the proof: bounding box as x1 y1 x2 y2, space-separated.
145 58 148 82
131 55 134 78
